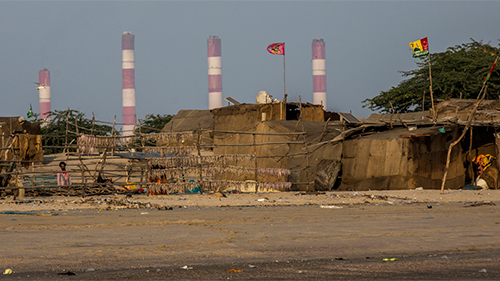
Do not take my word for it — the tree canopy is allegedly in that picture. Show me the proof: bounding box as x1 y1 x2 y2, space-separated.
137 114 174 134
32 109 112 154
363 39 500 113
136 113 174 146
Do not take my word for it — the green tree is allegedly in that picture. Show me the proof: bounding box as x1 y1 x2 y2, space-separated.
136 113 175 146
363 39 500 113
33 109 113 154
138 114 174 134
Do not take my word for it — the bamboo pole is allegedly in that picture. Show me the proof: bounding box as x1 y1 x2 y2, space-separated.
428 53 436 122
318 118 331 143
91 112 95 135
111 115 116 156
440 86 489 194
283 54 287 102
300 105 311 192
75 115 87 195
64 110 70 158
422 90 426 119
441 57 497 193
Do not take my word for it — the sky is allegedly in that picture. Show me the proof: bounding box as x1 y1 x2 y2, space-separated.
1 0 499 125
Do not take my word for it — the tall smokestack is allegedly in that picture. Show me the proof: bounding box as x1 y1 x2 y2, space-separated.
312 38 326 110
38 68 51 120
122 31 136 136
207 35 222 109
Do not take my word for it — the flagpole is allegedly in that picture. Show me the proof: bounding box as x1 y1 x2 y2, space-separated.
428 52 436 122
283 54 286 102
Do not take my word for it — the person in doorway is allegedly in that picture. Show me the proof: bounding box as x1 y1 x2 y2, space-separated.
57 161 71 186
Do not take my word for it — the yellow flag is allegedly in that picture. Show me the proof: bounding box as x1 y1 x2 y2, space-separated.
408 37 429 58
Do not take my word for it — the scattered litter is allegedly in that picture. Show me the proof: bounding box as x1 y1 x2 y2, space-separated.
320 205 343 209
383 258 397 262
415 187 424 191
186 186 201 194
0 211 36 215
214 192 226 198
479 269 487 273
227 269 243 273
3 269 12 275
257 198 267 202
58 271 76 275
141 212 149 215
441 255 449 259
85 268 96 272
178 196 187 200
464 201 496 207
297 270 303 274
248 264 257 268
180 265 193 270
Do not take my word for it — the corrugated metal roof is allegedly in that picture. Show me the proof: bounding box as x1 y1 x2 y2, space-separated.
337 112 362 124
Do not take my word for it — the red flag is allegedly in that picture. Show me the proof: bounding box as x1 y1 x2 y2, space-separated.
485 61 497 81
267 43 285 55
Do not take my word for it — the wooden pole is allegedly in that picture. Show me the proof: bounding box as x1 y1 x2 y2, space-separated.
441 57 497 193
300 107 311 192
139 120 148 158
91 112 95 135
64 109 70 158
389 101 394 129
111 115 116 156
197 124 204 194
441 86 489 194
75 115 87 195
428 53 436 122
422 90 425 116
283 54 287 102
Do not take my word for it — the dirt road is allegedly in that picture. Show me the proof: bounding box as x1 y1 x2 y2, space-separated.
1 191 500 280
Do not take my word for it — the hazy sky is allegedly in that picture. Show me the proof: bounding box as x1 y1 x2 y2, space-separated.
1 1 499 124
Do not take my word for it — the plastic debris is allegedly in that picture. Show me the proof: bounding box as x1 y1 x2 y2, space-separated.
227 269 243 273
441 255 449 259
320 205 343 209
479 269 487 273
383 258 397 262
297 270 303 274
248 264 257 268
180 265 193 270
3 269 12 275
415 187 424 190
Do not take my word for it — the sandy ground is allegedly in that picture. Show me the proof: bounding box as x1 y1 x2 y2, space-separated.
1 190 500 280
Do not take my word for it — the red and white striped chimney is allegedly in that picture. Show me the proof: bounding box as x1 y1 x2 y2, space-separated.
38 68 51 120
312 38 326 110
122 31 136 136
207 35 222 109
